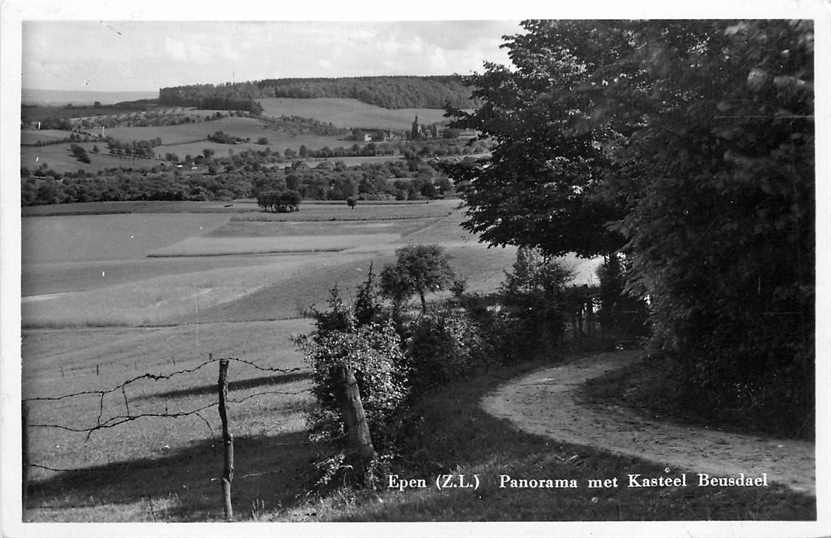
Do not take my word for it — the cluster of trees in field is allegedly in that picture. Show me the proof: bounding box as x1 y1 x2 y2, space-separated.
255 189 302 212
105 137 163 158
262 115 348 137
207 130 248 144
159 76 476 109
446 20 814 437
69 144 91 164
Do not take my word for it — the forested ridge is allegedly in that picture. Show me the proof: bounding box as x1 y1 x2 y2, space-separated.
159 76 476 109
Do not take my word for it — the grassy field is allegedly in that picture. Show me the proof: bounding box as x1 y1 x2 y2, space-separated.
23 318 315 522
21 201 519 327
20 130 77 145
22 200 258 217
23 255 304 297
147 234 403 257
23 213 230 263
231 201 454 222
207 218 432 238
104 116 269 145
258 98 448 129
156 133 347 160
21 200 594 328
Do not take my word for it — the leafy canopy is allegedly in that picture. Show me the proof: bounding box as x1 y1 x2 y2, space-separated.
448 20 814 433
380 244 455 313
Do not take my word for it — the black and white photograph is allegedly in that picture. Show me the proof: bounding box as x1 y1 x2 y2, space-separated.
0 1 828 536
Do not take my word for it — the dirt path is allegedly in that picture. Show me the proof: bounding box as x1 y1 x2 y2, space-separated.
481 351 815 495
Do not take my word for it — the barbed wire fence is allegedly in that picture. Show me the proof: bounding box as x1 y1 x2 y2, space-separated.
22 354 312 521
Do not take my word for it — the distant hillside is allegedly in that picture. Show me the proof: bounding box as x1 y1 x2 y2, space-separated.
257 98 449 130
159 76 476 110
22 89 158 106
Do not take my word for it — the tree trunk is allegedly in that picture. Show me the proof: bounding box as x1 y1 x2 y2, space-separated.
335 365 376 483
419 290 427 314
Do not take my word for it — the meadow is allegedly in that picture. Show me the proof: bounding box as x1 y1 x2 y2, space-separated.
105 116 270 145
20 129 77 145
258 98 448 129
156 133 346 161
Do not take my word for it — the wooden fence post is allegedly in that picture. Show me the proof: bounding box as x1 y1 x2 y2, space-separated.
217 359 234 521
335 364 376 484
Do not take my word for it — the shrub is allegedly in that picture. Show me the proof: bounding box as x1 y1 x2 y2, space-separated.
294 289 408 486
405 307 494 391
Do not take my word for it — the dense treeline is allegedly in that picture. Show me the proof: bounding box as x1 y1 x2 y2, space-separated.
450 20 814 438
159 76 476 109
262 115 348 137
21 149 461 206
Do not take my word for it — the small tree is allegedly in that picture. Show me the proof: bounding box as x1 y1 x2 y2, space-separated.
380 244 455 315
500 246 574 354
346 196 358 210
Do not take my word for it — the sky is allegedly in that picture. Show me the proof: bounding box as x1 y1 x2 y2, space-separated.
22 21 521 92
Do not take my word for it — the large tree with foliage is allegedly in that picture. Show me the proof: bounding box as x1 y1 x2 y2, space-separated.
449 20 814 435
380 244 455 314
